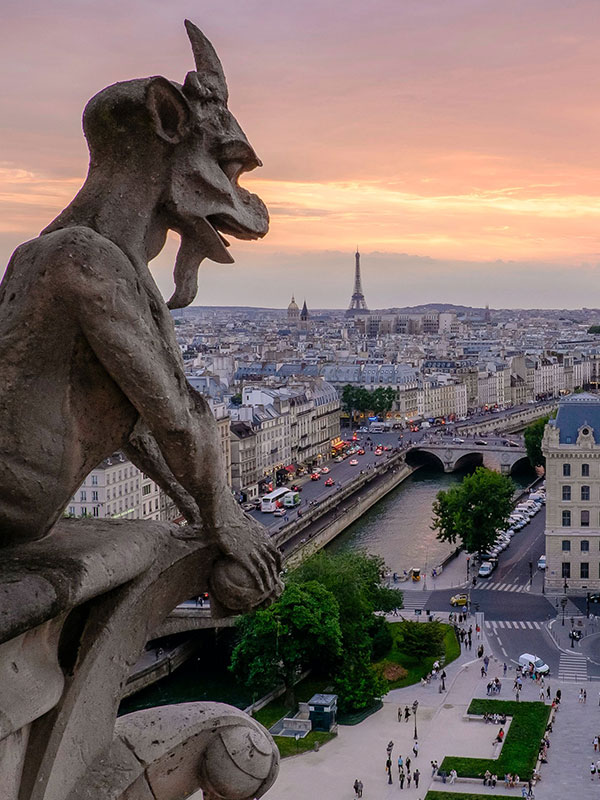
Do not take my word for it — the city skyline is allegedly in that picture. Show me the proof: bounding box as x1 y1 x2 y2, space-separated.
3 0 600 308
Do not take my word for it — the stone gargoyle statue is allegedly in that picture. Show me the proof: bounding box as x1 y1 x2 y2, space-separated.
0 20 282 800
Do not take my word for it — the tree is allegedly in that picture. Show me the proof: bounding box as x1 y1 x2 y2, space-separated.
397 619 445 660
588 325 600 334
230 581 342 706
290 551 401 711
524 415 550 468
432 467 515 556
341 384 357 424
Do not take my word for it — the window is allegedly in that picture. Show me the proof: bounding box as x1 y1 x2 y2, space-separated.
92 506 99 518
92 491 98 502
581 510 590 527
562 511 571 527
80 491 86 502
91 475 98 486
582 485 590 501
562 562 571 579
581 540 590 552
563 463 571 477
142 484 152 496
562 485 571 501
581 562 590 579
81 507 87 516
562 539 571 551
582 463 590 477
68 506 76 516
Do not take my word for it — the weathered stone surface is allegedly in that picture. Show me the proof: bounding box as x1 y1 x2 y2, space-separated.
0 21 281 800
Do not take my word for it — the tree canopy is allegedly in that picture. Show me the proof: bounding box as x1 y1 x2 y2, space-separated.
523 415 550 468
432 467 515 556
230 581 342 705
340 384 397 422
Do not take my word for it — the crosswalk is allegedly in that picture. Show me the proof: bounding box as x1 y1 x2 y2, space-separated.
485 620 544 630
476 580 528 593
558 652 588 682
401 591 432 612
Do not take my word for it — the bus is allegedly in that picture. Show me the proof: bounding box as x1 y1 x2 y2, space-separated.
282 491 301 508
261 487 291 513
369 421 390 433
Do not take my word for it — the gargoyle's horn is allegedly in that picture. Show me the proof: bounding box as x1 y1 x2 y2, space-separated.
184 20 228 102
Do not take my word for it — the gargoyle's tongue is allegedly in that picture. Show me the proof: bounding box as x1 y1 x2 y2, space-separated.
167 218 234 309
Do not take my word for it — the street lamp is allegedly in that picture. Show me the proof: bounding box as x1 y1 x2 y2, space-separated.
412 699 419 740
560 596 568 626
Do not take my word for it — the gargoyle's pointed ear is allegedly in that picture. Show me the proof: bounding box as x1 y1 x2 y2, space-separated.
146 76 191 144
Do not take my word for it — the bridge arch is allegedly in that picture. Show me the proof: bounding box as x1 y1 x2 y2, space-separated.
405 449 446 472
453 452 484 472
507 455 532 476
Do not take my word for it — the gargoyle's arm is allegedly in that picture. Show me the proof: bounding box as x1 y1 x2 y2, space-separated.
58 231 234 536
123 417 202 525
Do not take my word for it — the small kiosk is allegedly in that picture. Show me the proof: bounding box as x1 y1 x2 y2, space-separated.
308 693 338 732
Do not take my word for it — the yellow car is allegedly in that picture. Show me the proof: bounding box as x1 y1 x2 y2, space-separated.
450 593 468 607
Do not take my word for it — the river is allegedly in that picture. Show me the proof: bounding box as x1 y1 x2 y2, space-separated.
327 464 536 574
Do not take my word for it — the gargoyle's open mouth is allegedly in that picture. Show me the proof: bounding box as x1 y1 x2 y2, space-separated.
207 212 267 242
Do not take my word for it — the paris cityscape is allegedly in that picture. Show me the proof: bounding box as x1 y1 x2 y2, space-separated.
3 3 600 800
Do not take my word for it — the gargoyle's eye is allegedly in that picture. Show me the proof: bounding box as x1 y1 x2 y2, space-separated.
220 160 244 182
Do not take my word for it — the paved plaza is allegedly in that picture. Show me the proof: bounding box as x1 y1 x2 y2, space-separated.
255 638 600 800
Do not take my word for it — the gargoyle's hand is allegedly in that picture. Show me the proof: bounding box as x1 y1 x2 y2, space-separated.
208 511 283 615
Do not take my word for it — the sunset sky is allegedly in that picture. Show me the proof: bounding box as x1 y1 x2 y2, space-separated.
3 0 600 308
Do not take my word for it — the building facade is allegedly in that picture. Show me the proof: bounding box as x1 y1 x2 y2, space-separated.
543 394 600 593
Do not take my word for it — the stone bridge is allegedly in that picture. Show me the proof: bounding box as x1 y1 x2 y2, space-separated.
406 441 529 474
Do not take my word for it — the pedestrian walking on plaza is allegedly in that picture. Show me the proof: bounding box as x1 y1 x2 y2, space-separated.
584 689 587 703
449 768 457 784
412 740 419 758
398 754 403 771
398 706 402 722
483 655 489 671
591 763 597 781
593 736 598 752
386 757 392 784
353 778 360 798
503 662 507 676
414 768 420 788
406 771 412 788
579 689 584 703
405 756 411 773
356 779 363 798
386 740 394 757
404 704 410 721
540 688 545 702
431 760 438 777
547 685 551 700
398 769 404 789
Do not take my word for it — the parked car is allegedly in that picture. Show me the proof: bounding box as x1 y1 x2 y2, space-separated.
273 508 286 517
321 467 330 474
450 593 469 606
478 561 496 578
537 555 546 570
349 458 359 466
358 449 365 455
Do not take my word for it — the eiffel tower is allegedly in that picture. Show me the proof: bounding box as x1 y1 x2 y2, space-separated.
346 248 369 315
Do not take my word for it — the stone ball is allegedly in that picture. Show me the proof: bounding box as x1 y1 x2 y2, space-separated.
200 725 279 799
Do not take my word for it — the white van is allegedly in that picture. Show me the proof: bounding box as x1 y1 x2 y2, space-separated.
518 653 549 675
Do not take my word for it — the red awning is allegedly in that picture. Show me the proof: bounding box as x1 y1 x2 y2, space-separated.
284 464 296 472
332 441 345 449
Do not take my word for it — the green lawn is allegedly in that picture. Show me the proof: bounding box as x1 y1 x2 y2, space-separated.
252 674 336 758
375 622 461 689
439 699 550 781
426 793 512 800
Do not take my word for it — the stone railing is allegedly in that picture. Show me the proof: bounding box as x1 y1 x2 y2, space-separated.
0 518 279 800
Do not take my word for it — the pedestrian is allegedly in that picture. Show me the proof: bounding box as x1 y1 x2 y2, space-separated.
406 771 412 788
591 763 597 781
386 740 394 757
540 688 545 702
449 768 457 784
397 706 402 722
353 778 360 798
491 773 497 787
398 769 404 789
584 690 587 703
405 756 411 773
431 760 438 777
386 757 392 784
547 685 551 700
503 662 507 676
356 779 363 798
593 736 598 752
481 665 486 678
404 705 410 721
397 755 403 771
579 689 584 703
414 768 420 787
412 740 419 758
483 655 489 671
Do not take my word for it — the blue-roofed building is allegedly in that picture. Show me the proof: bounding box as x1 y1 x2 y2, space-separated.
543 393 600 593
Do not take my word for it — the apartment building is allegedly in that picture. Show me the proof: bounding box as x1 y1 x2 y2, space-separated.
543 394 600 593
